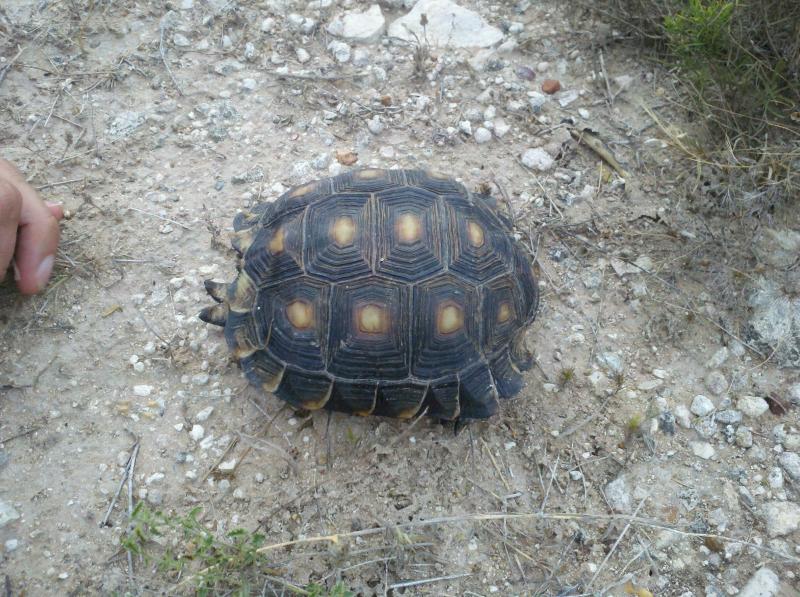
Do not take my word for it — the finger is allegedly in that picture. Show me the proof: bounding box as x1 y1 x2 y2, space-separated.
14 186 61 295
0 179 23 282
45 201 65 221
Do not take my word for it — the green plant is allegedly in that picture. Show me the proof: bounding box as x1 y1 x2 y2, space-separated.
664 0 794 133
122 503 352 596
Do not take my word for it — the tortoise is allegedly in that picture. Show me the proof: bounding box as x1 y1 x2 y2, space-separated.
200 168 539 421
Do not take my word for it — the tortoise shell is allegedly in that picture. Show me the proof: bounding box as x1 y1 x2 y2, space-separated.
201 169 539 420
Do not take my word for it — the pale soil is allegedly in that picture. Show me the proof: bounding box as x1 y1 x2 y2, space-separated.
0 1 798 595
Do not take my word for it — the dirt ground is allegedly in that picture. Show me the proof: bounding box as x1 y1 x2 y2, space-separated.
1 0 799 595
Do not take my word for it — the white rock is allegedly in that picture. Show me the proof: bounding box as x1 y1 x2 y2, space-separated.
674 404 692 428
296 48 310 63
388 0 503 48
218 459 237 471
474 127 492 144
690 395 715 417
352 47 370 67
493 118 510 138
260 17 276 32
738 568 781 597
521 147 554 171
706 346 729 369
767 467 784 489
190 424 205 442
762 501 800 537
691 441 715 460
778 452 800 481
327 40 351 63
195 406 214 422
146 472 165 485
367 115 384 135
737 395 769 418
241 78 257 91
133 385 153 397
458 120 472 135
789 382 800 405
0 499 20 528
605 477 631 513
705 370 728 396
4 538 19 551
326 4 385 43
173 33 191 47
180 0 194 8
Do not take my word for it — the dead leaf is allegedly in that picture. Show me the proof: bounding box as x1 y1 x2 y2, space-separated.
335 150 358 166
624 580 654 597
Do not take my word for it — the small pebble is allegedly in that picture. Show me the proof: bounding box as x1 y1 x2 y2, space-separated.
474 127 492 144
674 404 692 428
691 441 715 460
541 79 561 94
705 371 728 396
190 424 205 442
521 147 554 171
778 452 800 481
133 385 153 397
734 426 753 448
195 406 214 422
605 476 631 513
4 538 18 552
691 395 715 416
737 395 769 418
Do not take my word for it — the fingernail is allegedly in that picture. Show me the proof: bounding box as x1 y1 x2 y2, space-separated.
12 260 20 281
45 200 64 207
36 255 55 290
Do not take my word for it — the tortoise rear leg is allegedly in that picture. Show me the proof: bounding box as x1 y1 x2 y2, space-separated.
457 363 500 420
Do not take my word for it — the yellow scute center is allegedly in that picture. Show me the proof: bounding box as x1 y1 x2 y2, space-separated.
332 216 356 247
396 212 422 244
467 221 485 247
497 301 513 323
437 301 464 334
286 300 314 330
268 227 286 254
357 303 389 334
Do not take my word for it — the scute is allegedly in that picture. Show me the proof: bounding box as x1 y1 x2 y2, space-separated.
200 168 540 422
327 277 410 381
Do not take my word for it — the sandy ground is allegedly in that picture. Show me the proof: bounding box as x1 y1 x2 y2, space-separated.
1 0 798 595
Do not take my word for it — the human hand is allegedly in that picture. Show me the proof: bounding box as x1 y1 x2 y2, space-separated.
0 159 64 294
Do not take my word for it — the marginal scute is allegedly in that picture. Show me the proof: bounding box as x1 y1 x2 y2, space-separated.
199 302 228 326
200 168 539 421
230 228 256 255
227 272 256 313
203 279 227 303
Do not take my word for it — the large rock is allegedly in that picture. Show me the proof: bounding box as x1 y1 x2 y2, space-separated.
0 499 20 528
746 276 800 368
388 0 503 48
738 568 781 597
762 501 800 537
326 4 386 43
